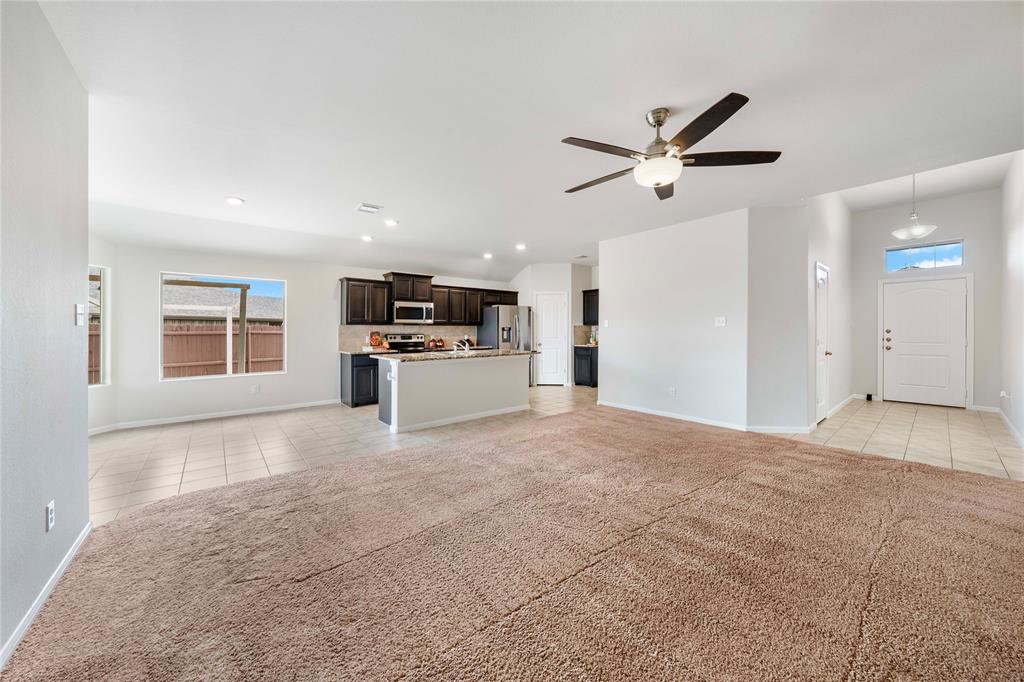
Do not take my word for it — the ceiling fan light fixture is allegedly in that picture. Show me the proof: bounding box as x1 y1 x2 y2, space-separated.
633 156 682 188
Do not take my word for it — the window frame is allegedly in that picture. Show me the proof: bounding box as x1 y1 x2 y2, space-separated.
158 271 288 383
88 264 112 387
883 239 964 274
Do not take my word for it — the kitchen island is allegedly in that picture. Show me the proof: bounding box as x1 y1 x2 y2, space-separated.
371 350 533 432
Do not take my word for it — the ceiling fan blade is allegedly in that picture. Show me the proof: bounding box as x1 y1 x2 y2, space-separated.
681 151 781 166
667 92 749 152
654 183 674 200
562 137 643 160
565 167 634 193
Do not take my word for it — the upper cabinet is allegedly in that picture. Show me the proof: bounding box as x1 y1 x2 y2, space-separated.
340 278 391 325
466 290 483 326
582 289 599 326
448 288 467 324
384 272 433 302
431 286 450 323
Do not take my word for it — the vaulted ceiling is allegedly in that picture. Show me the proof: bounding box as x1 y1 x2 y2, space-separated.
43 1 1023 279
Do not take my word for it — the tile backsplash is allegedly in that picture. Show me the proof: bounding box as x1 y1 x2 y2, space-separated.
573 325 598 346
338 325 481 352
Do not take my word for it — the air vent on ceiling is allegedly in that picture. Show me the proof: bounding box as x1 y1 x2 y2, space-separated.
356 203 382 214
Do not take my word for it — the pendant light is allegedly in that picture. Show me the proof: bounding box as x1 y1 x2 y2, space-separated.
891 174 938 240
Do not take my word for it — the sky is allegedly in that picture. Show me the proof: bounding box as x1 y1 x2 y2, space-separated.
886 242 962 272
165 274 285 298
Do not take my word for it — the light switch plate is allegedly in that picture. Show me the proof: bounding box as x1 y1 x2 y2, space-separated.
75 303 86 326
714 316 727 328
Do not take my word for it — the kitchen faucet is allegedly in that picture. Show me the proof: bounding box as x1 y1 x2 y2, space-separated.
452 339 471 353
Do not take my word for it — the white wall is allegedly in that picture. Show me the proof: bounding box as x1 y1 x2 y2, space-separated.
510 263 574 384
851 187 1004 407
806 192 853 422
746 207 810 429
1001 152 1024 441
88 225 509 432
598 210 750 429
1 0 90 657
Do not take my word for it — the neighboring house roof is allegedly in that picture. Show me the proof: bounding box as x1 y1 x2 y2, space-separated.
162 284 284 321
89 280 101 316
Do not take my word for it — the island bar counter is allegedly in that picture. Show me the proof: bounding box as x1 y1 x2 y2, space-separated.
372 351 533 433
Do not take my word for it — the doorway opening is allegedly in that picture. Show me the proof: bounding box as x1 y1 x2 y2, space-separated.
815 262 831 423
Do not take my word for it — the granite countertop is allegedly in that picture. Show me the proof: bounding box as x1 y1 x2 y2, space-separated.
574 344 599 348
372 349 536 363
339 349 397 355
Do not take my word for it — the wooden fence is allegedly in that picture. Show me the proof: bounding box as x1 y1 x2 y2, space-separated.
88 323 101 384
162 320 284 379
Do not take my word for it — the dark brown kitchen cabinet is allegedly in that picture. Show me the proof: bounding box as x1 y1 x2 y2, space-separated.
466 290 483 325
383 272 432 302
340 278 391 325
432 286 450 323
482 290 501 306
341 354 378 407
500 291 518 305
582 289 599 326
448 289 467 324
574 346 598 387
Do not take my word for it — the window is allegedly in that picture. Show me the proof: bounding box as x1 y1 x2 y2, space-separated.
160 273 286 380
885 240 963 273
88 266 107 385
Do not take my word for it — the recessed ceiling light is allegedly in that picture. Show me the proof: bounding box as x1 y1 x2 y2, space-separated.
384 219 399 227
356 203 382 214
225 196 245 206
483 253 493 259
515 243 526 251
361 235 373 242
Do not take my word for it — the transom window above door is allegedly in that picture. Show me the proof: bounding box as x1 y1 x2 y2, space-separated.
885 240 963 273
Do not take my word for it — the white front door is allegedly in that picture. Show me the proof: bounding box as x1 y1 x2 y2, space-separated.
815 263 830 423
882 278 967 407
534 292 567 385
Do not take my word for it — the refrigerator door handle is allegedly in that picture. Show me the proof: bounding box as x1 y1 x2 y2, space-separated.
513 314 520 350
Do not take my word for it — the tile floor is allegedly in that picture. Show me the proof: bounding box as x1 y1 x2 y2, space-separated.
90 391 1022 528
88 385 598 527
789 398 1023 480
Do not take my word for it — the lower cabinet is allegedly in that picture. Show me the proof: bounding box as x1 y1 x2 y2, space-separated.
341 354 379 407
573 346 598 387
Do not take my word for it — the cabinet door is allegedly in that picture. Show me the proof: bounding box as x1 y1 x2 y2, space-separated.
482 290 501 305
413 277 432 302
432 287 450 323
583 289 599 326
449 289 467 324
500 291 518 305
347 281 370 324
369 282 390 323
352 365 378 405
574 349 592 386
392 275 414 301
465 290 483 326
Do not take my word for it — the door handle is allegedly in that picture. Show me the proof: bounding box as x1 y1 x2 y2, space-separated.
824 351 833 356
885 346 892 351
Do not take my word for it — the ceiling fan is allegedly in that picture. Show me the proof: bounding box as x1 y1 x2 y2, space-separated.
562 92 781 200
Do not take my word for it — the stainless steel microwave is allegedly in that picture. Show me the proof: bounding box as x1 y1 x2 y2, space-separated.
393 301 434 324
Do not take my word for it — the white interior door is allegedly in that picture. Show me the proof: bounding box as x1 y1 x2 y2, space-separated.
534 292 567 385
815 263 830 423
882 278 967 407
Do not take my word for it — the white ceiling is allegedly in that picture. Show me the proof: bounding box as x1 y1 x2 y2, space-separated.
839 151 1018 212
42 1 1024 280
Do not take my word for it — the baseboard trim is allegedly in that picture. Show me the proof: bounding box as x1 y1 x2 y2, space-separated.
392 404 530 433
999 409 1024 447
826 394 865 419
597 400 747 432
1 521 91 669
88 399 341 436
969 404 1001 413
748 425 814 435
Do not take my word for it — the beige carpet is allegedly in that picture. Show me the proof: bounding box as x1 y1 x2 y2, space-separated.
4 406 1023 680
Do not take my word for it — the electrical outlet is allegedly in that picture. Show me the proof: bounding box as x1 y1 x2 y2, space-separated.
46 500 55 532
603 319 609 328
668 386 676 397
250 384 261 394
1000 390 1010 399
714 316 727 328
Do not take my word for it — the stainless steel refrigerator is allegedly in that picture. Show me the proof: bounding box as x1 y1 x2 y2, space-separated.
477 305 533 386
